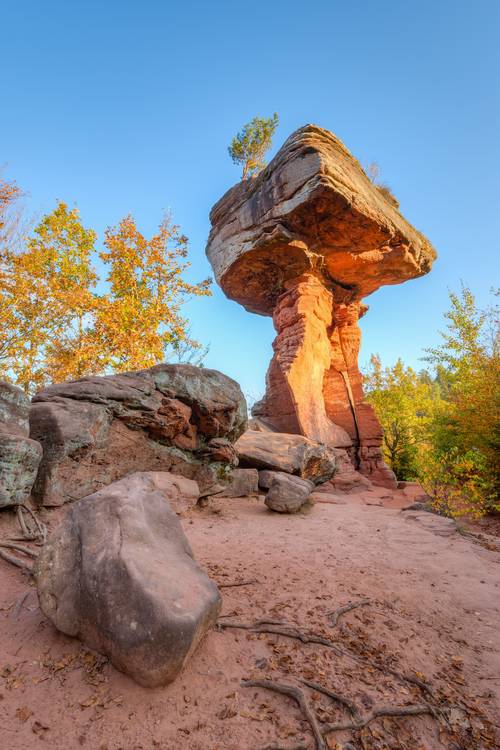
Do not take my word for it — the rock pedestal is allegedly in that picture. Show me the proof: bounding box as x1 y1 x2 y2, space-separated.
206 125 436 487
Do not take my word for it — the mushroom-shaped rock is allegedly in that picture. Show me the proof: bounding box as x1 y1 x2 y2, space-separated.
206 125 436 487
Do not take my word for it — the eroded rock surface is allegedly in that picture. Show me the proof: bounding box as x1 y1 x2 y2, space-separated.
206 125 436 487
30 364 247 506
216 468 259 497
35 472 221 687
0 381 42 508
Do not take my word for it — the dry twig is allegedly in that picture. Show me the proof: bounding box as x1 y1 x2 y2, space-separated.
218 579 259 588
242 679 326 750
327 598 371 626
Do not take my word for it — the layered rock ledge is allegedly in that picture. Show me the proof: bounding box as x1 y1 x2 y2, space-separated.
30 364 247 506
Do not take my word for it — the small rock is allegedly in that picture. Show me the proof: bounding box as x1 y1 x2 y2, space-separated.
263 472 314 513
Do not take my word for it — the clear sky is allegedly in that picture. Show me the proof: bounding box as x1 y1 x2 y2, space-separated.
3 0 499 402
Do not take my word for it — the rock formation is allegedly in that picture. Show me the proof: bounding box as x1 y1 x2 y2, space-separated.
30 364 247 506
206 125 436 486
35 472 221 687
0 381 42 508
236 430 336 484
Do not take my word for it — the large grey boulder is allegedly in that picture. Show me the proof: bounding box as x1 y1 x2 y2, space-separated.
30 364 247 506
236 430 336 484
0 381 42 508
35 472 221 688
263 471 314 513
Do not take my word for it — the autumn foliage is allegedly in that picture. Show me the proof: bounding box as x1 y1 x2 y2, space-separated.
364 286 499 517
0 179 211 393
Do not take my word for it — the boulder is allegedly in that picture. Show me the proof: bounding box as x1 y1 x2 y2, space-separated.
35 472 221 688
263 472 314 513
236 430 336 484
206 125 434 487
216 468 259 497
0 381 42 508
30 364 247 506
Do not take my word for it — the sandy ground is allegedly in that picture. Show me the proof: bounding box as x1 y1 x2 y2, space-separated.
1 488 499 750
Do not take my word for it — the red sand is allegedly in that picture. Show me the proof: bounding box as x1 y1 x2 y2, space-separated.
1 490 499 750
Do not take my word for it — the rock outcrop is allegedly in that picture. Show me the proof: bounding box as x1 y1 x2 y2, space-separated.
30 364 247 506
236 430 336 484
206 125 436 486
35 472 221 688
0 381 42 508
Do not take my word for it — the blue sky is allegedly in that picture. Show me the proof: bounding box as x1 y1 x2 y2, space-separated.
2 0 499 401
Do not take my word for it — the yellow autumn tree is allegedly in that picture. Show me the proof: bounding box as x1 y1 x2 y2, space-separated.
1 202 99 392
1 188 212 391
95 214 211 371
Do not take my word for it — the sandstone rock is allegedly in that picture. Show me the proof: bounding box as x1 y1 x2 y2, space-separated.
206 125 435 488
142 471 200 515
264 472 314 513
35 472 221 687
236 430 336 484
0 381 42 508
30 364 247 506
216 468 259 497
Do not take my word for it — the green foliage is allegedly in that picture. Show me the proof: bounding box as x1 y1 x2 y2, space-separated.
365 285 499 517
418 448 498 519
364 356 440 480
228 114 279 180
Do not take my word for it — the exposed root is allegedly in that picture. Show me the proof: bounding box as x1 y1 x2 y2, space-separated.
260 744 308 750
320 702 435 734
0 542 38 558
242 679 327 750
218 619 340 651
300 678 361 722
327 598 371 626
16 503 47 543
0 548 34 573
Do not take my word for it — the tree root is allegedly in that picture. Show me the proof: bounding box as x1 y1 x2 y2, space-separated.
16 503 47 543
320 702 435 734
0 542 38 557
0 503 46 573
299 679 361 722
218 619 340 651
0 548 34 573
242 679 327 750
327 599 371 626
